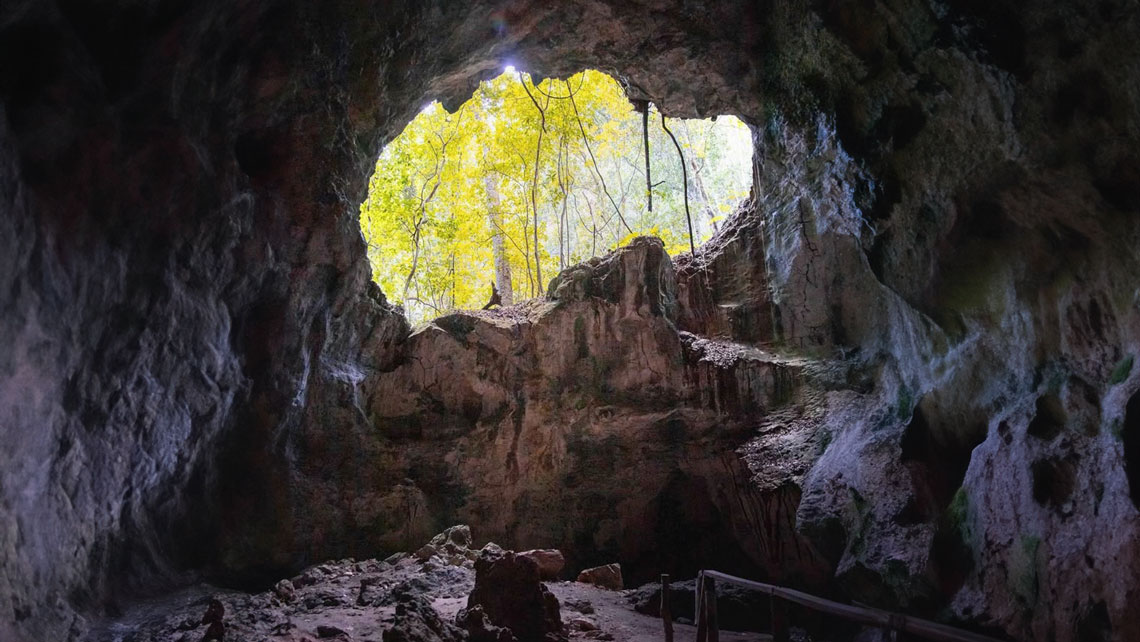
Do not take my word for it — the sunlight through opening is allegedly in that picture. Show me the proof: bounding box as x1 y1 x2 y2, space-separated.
359 69 752 324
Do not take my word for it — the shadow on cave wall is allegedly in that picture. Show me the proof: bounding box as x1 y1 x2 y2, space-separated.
1123 391 1140 510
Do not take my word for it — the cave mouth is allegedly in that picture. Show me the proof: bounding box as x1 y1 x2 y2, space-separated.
358 67 753 324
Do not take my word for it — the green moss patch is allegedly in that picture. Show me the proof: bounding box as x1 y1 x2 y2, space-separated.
1110 355 1134 386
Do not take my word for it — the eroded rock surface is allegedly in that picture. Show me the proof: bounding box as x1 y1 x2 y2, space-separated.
576 565 623 592
353 238 816 590
462 545 563 642
519 551 567 582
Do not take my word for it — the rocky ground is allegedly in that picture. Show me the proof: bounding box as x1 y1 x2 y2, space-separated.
81 527 799 642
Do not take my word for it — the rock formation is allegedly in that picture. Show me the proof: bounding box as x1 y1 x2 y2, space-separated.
519 550 566 582
385 588 466 642
1 1 1138 641
461 544 564 642
576 565 624 592
357 237 815 589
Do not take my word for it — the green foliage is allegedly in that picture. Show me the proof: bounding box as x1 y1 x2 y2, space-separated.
359 69 752 323
1110 355 1134 386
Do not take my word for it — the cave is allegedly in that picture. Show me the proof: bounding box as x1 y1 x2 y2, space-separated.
3 2 1140 642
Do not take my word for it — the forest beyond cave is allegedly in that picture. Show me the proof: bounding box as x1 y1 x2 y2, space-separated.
360 69 752 323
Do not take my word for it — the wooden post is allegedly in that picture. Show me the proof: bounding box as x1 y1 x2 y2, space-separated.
661 574 674 642
770 595 789 642
705 576 719 642
695 573 708 642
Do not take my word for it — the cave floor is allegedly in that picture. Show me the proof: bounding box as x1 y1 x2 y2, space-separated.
547 581 772 642
82 556 774 642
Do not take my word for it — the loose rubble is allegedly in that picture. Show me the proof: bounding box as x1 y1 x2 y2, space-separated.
82 528 706 642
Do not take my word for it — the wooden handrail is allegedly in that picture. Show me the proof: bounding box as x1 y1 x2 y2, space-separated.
691 569 1006 642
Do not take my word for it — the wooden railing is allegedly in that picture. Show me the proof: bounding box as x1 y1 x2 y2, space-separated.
661 570 1006 642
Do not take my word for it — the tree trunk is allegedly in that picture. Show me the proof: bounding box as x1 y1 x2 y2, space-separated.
688 155 718 233
483 173 514 305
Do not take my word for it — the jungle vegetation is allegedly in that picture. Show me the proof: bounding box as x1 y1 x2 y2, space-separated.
359 68 752 323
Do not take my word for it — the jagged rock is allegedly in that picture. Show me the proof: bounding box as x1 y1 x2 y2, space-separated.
456 605 516 642
575 565 623 591
275 579 296 603
383 588 466 642
462 546 563 642
547 237 678 319
430 525 473 550
519 550 566 581
418 525 478 564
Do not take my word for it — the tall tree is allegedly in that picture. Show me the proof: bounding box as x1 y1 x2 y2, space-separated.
483 172 514 306
359 69 752 324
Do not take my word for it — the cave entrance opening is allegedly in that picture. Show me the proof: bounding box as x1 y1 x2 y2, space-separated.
358 68 753 325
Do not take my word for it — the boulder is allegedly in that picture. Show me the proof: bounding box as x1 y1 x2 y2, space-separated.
460 545 564 642
274 578 296 603
576 564 623 590
519 549 566 581
384 587 466 642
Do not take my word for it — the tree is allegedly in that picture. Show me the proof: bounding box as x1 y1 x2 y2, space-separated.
359 69 752 324
483 172 513 306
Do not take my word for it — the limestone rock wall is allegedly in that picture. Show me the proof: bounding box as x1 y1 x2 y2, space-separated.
355 239 821 589
0 1 412 638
